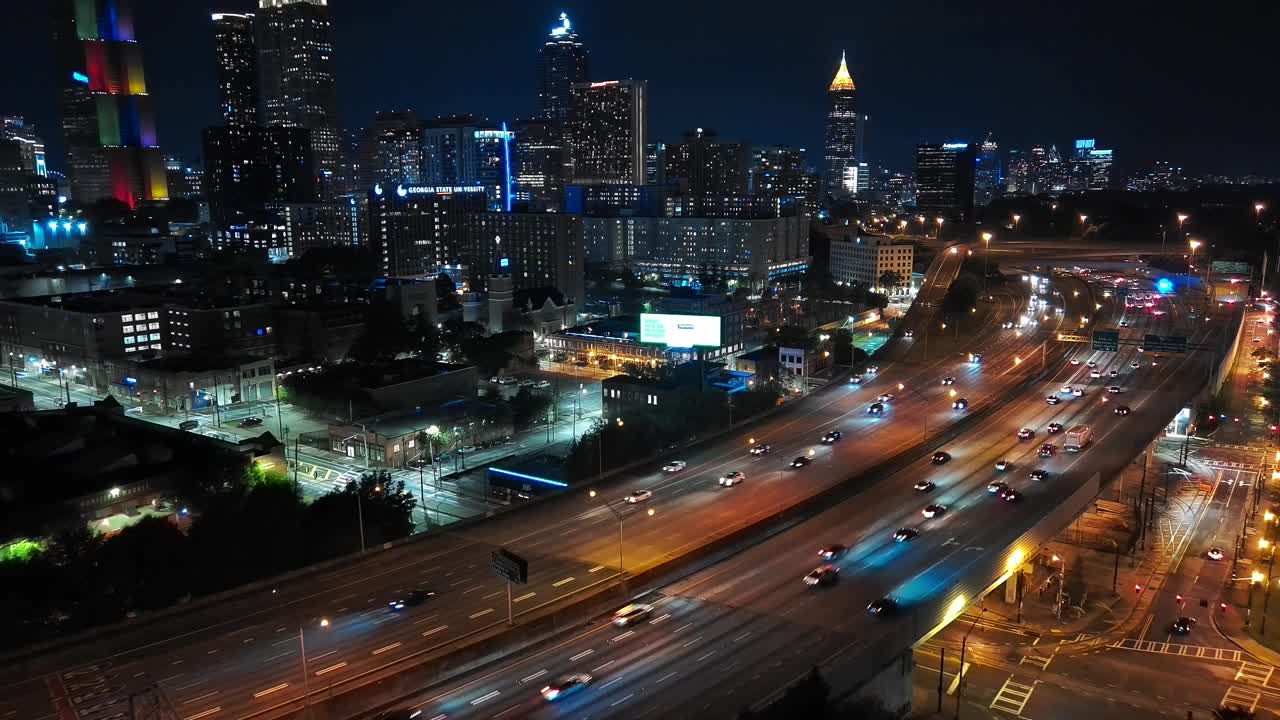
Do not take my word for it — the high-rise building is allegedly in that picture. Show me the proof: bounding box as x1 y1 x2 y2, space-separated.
974 134 1001 206
823 52 857 196
644 142 666 186
464 212 585 301
367 183 488 277
365 111 424 186
537 12 589 124
1070 138 1113 192
663 128 747 195
422 116 511 211
512 118 567 212
203 125 315 228
749 146 818 205
256 0 340 180
50 0 168 207
569 80 647 185
914 142 976 222
164 155 203 199
1005 149 1028 194
0 117 47 177
211 12 258 127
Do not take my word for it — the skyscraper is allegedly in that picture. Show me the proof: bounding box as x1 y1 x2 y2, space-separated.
203 125 315 228
365 111 424 186
663 128 748 195
823 51 857 196
749 146 819 206
512 119 566 212
0 117 47 177
256 0 340 181
569 80 647 185
211 12 258 127
1070 138 1114 192
537 12 589 124
914 142 976 222
50 0 168 207
422 115 512 211
974 134 1001 207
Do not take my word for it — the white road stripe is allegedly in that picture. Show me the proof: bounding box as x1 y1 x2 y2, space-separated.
422 625 449 637
570 649 594 661
469 690 500 705
183 708 221 720
372 642 402 655
519 669 548 684
314 662 346 676
513 592 536 602
552 577 575 587
252 683 289 698
470 608 495 619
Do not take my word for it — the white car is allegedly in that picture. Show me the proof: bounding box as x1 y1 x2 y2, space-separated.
1061 385 1074 394
612 603 654 626
1087 361 1097 368
719 471 745 487
1089 370 1102 378
1072 388 1084 397
1070 359 1081 366
1108 386 1122 394
662 460 687 473
1206 547 1225 561
865 365 880 374
624 490 653 504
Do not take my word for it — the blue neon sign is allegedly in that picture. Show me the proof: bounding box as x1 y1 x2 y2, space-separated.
490 467 567 488
71 71 89 84
501 121 512 212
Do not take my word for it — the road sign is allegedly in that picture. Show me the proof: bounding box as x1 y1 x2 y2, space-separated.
1142 334 1187 354
1211 261 1251 275
1056 333 1089 343
1092 330 1120 352
492 548 529 585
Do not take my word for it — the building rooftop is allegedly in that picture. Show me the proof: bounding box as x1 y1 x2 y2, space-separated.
135 354 266 374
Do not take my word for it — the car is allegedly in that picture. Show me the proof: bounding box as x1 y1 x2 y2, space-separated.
1017 428 1035 440
867 402 885 415
388 590 434 611
1060 385 1074 394
541 674 593 702
662 460 687 473
821 430 843 443
1170 616 1196 635
867 596 898 616
893 527 920 542
750 443 772 456
952 398 969 410
988 480 1008 494
1130 361 1141 369
719 471 745 487
1000 488 1022 502
1030 469 1050 481
534 379 552 389
877 393 895 403
803 565 839 587
1001 321 1014 329
238 416 263 428
904 330 914 338
818 544 848 560
791 455 812 468
1089 369 1102 378
865 365 880 374
914 480 936 492
921 504 947 519
1120 320 1130 327
612 603 654 626
1087 361 1098 368
995 459 1012 472
1207 547 1225 561
1038 443 1057 457
1109 369 1120 377
497 376 519 385
1070 359 1081 366
1114 405 1131 416
849 374 864 384
969 353 983 363
624 489 653 503
1047 422 1064 433
941 376 956 385
518 379 537 388
1072 387 1084 397
931 451 951 464
1107 385 1122 394
1046 395 1061 405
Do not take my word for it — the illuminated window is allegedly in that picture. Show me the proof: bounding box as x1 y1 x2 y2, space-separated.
121 314 134 322
147 312 159 320
123 325 135 333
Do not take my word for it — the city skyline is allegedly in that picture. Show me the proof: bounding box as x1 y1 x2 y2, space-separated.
8 1 1278 179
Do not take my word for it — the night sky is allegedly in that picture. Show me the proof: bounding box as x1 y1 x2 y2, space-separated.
9 1 1278 177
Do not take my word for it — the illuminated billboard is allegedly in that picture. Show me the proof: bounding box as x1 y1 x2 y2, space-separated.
640 313 721 347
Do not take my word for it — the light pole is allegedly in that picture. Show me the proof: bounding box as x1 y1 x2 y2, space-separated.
935 217 944 240
1052 553 1066 619
589 489 653 575
955 606 986 719
1249 570 1265 626
298 617 329 717
1011 213 1021 238
1078 214 1089 237
980 232 993 293
426 424 440 526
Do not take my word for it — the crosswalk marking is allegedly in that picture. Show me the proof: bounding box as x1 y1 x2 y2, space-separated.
1019 651 1053 671
1236 661 1275 686
1109 637 1242 663
989 676 1036 716
1221 685 1261 712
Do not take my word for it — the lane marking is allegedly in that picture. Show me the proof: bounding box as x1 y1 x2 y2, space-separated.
588 566 605 573
601 677 625 689
252 683 289 699
681 636 703 649
470 608 495 619
649 613 671 625
183 692 218 705
591 660 615 673
696 651 717 663
174 679 207 691
308 650 336 662
570 649 594 662
657 671 678 683
314 662 347 676
513 592 536 602
519 670 548 684
372 642 402 655
733 631 751 642
552 577 575 587
610 693 634 707
184 708 221 720
470 691 500 706
611 631 635 643
422 625 449 637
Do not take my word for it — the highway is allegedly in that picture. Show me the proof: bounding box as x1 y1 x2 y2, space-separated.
374 282 1226 719
0 247 1079 720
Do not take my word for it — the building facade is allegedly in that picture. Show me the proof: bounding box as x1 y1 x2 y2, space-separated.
749 146 818 205
974 134 1000 207
365 110 424 186
663 128 747 195
367 183 488 277
203 125 316 228
51 0 168 207
828 234 913 289
463 212 585 302
823 52 857 196
511 118 567 212
569 80 647 185
537 12 589 124
914 142 976 222
211 12 258 127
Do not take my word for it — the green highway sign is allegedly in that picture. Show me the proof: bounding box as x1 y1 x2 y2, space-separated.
1056 333 1089 343
1142 334 1187 354
1092 330 1120 352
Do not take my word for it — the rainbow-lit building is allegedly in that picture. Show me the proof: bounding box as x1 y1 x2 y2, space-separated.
51 0 168 207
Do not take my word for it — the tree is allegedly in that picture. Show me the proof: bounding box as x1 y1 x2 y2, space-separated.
348 306 413 362
511 386 553 431
98 516 190 612
303 471 416 560
878 270 904 290
941 275 980 316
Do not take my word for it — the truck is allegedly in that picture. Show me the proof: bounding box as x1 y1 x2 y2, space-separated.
1064 425 1092 453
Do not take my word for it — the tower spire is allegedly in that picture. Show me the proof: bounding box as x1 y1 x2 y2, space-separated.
829 50 856 92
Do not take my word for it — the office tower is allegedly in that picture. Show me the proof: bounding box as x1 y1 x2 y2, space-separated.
1005 149 1028 194
914 142 977 222
644 142 666 186
464 212 585 301
569 80 647 185
537 12 589 123
1070 138 1113 192
750 146 818 205
663 128 747 195
211 12 258 126
203 125 315 228
422 115 511 211
1044 145 1067 194
366 111 424 186
164 155 203 198
0 117 48 177
257 0 340 180
974 134 1001 206
823 51 857 196
50 0 168 207
512 118 567 211
367 183 488 277
855 113 870 164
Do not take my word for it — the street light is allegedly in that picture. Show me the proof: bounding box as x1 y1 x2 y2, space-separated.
955 606 986 719
1256 203 1266 226
589 491 654 575
935 217 944 239
981 232 993 293
1078 214 1089 235
1051 553 1067 618
299 616 330 717
1011 213 1021 236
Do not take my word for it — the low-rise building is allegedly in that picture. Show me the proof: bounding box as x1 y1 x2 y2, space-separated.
828 233 913 290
